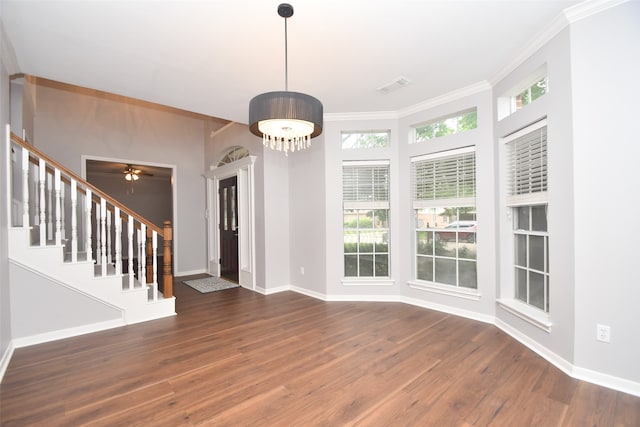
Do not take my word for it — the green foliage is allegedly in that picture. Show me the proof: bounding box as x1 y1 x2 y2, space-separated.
342 131 390 149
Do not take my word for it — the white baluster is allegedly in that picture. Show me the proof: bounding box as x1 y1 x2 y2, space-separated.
114 207 122 275
152 230 158 301
106 208 112 264
21 147 29 227
60 184 66 241
46 172 53 241
39 159 46 246
95 199 101 265
128 216 134 290
100 198 107 277
54 169 62 246
139 223 146 286
71 180 78 262
85 189 93 262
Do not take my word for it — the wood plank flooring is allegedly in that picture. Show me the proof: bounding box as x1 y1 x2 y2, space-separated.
1 275 639 426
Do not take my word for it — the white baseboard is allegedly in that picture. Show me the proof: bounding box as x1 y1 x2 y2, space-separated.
12 318 125 348
0 340 15 384
573 365 640 397
402 295 495 324
175 268 207 277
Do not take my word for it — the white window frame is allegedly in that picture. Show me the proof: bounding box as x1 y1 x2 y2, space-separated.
342 160 391 281
408 146 480 299
411 108 477 144
497 119 551 331
341 130 390 150
497 65 548 120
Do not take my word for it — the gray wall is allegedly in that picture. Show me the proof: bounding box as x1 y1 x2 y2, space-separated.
493 28 576 364
0 13 13 376
32 82 208 275
571 1 640 383
9 263 122 339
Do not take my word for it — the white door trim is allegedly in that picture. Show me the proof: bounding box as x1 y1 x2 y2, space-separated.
205 155 256 290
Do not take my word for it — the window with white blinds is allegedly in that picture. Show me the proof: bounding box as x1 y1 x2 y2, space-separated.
504 120 547 206
342 160 390 278
411 147 477 289
343 161 390 209
411 146 476 208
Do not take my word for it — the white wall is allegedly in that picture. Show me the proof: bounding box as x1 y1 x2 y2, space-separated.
9 263 122 339
571 1 640 384
32 82 208 275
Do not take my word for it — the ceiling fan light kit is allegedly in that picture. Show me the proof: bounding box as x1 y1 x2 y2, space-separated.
248 3 323 156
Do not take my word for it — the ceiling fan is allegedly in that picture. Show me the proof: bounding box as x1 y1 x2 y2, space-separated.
123 164 153 181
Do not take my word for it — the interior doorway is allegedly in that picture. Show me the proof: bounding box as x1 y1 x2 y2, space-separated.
219 175 239 282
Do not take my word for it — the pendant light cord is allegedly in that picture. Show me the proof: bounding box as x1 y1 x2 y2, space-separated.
284 16 288 91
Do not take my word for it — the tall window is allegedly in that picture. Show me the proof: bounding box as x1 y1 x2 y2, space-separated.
343 161 390 278
504 120 549 312
412 147 477 288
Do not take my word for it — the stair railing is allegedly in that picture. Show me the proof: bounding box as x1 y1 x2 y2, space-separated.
5 126 173 299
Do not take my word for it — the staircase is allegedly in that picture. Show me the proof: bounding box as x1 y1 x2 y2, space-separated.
6 127 175 335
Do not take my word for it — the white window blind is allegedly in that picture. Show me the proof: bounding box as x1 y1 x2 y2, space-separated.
411 147 476 208
343 161 389 209
505 122 547 206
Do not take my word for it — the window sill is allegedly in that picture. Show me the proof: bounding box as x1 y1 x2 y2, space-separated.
341 278 395 287
497 298 552 333
408 280 481 301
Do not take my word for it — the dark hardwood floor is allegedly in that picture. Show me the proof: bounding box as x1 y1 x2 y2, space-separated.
1 275 639 426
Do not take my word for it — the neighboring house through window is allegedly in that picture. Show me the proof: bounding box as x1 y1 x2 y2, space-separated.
412 147 477 289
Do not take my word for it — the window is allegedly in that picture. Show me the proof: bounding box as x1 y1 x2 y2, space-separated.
343 161 390 277
413 109 477 143
341 131 390 149
412 147 476 288
498 65 548 120
504 120 549 312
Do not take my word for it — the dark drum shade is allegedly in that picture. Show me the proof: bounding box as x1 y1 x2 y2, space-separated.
249 91 323 139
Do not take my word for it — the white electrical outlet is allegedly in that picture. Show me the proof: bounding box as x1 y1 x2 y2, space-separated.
596 324 611 343
300 267 305 275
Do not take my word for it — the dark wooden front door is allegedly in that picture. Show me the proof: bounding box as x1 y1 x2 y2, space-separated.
219 176 239 282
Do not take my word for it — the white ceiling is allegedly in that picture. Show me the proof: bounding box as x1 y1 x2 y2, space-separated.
1 0 584 124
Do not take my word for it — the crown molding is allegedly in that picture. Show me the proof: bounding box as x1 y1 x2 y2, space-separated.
490 0 628 86
398 81 491 118
564 0 629 23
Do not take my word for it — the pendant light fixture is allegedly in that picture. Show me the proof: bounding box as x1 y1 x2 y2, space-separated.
249 3 323 155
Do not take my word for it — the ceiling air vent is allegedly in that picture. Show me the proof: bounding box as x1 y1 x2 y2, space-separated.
377 76 411 94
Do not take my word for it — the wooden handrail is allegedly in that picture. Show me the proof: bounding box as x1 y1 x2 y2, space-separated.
10 132 163 235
